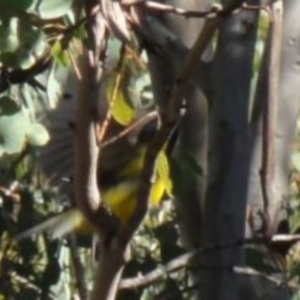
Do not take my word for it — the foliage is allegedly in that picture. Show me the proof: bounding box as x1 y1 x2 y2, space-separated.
0 1 186 299
0 0 300 299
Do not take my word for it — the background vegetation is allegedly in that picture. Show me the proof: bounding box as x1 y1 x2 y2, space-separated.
0 0 299 299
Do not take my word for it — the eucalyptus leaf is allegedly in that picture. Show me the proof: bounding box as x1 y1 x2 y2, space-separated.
0 111 29 155
51 41 70 67
289 209 300 233
26 123 50 146
0 18 48 69
106 75 135 126
0 96 20 115
28 0 74 20
292 152 300 172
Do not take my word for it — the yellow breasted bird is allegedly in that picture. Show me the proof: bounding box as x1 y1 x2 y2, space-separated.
16 141 172 240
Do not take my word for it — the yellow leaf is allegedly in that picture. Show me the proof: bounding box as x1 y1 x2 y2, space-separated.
106 75 135 126
155 150 173 197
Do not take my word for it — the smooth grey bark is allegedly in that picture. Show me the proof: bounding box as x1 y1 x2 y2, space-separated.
149 0 210 250
141 0 210 297
248 0 300 233
199 4 259 300
242 1 300 299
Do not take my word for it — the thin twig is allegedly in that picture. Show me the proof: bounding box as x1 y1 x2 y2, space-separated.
69 235 88 300
123 0 266 19
124 0 223 18
97 44 126 144
10 272 57 299
120 235 299 290
68 49 83 81
101 110 158 148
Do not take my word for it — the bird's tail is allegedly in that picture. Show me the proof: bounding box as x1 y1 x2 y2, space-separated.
16 208 85 240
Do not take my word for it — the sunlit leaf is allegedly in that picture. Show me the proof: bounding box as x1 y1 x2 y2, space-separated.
0 97 30 156
156 150 173 197
292 152 300 173
26 123 50 146
106 74 135 126
28 0 74 19
0 18 48 69
51 41 70 67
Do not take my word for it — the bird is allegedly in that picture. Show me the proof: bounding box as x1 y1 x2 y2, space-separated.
16 138 172 240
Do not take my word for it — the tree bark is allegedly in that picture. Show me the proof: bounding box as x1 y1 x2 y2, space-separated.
200 2 259 300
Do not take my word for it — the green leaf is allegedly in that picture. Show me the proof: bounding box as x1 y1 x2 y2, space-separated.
292 152 300 173
289 209 300 233
0 97 30 156
26 123 50 146
0 18 48 69
0 18 19 54
289 261 300 281
292 289 300 300
0 96 19 115
28 0 74 19
51 41 70 67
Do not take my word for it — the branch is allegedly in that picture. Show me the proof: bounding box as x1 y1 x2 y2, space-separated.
79 2 130 299
101 111 158 149
69 235 88 300
120 235 299 290
123 0 265 19
74 1 118 238
0 54 51 93
122 0 246 246
260 0 283 235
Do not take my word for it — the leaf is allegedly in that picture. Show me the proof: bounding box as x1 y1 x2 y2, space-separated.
292 152 300 173
106 75 135 126
289 209 300 233
0 96 19 115
0 18 19 54
292 289 300 300
46 63 65 109
17 20 48 69
0 97 30 155
156 150 173 197
51 41 70 67
26 123 50 146
28 0 74 19
289 261 300 281
0 18 48 69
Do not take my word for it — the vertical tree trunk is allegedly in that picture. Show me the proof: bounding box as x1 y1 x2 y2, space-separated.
200 3 259 300
242 1 300 299
142 1 210 298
